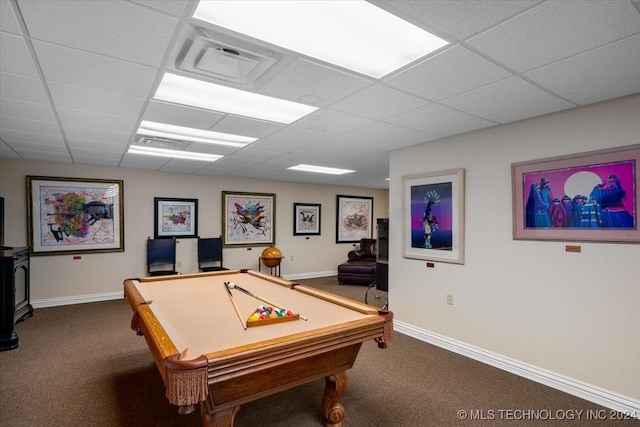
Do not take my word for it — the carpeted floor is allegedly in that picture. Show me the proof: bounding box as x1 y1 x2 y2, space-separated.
1 276 636 427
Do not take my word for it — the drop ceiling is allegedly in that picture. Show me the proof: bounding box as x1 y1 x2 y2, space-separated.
1 0 639 189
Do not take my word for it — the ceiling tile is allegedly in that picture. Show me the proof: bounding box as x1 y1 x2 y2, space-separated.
0 0 22 35
67 137 127 153
211 115 284 139
440 76 555 117
467 1 640 72
19 0 178 67
426 117 496 137
33 41 157 98
564 76 640 106
385 103 475 132
143 100 224 129
0 115 60 135
48 82 145 118
373 0 541 40
260 58 373 107
524 34 640 100
344 121 425 145
331 83 429 120
63 124 131 145
384 45 512 102
129 0 189 17
0 128 65 146
250 126 331 153
0 72 49 104
483 98 575 124
57 107 137 134
0 98 56 122
294 109 374 134
0 32 39 77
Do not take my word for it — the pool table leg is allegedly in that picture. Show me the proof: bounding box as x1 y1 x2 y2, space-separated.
321 371 348 427
201 403 239 427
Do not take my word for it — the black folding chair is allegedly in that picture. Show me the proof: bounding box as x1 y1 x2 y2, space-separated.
198 236 227 272
147 238 178 276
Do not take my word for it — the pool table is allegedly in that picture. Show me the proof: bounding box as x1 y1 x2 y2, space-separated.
124 269 393 427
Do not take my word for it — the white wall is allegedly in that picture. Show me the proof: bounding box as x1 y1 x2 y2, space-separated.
0 160 387 303
389 94 640 409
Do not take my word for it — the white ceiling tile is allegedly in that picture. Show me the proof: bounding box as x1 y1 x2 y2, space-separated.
129 0 189 16
250 126 330 153
0 115 60 135
19 0 178 67
260 58 373 107
0 128 65 146
564 76 640 106
294 109 373 134
0 98 56 122
344 121 425 144
48 82 145 118
0 72 49 104
483 98 575 124
426 117 497 137
385 45 512 102
440 76 554 117
15 149 71 163
57 107 137 134
120 153 169 169
0 0 22 35
385 103 475 132
159 159 213 173
330 84 429 120
33 41 157 98
211 115 284 139
373 0 541 39
524 35 640 98
69 154 121 167
467 1 640 72
143 100 224 129
67 137 127 153
63 124 131 145
0 33 39 77
0 143 20 159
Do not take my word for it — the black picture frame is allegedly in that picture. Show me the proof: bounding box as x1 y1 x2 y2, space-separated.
293 203 321 236
154 197 198 238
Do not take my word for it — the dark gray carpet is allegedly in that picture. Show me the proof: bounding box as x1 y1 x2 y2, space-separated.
1 276 636 426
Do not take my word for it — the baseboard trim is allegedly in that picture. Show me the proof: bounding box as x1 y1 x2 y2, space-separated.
395 320 640 417
32 291 124 308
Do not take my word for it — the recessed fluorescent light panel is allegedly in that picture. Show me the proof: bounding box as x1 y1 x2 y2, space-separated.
128 145 223 162
193 1 449 78
137 121 257 148
288 164 355 175
154 73 317 124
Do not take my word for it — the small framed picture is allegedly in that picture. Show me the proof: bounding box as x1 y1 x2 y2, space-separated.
293 203 321 235
336 195 373 243
154 197 198 238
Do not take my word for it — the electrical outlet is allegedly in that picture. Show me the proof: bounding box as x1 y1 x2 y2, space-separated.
290 256 294 261
177 261 182 267
447 294 454 305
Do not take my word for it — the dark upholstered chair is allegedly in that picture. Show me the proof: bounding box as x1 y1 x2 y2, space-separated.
337 238 377 286
147 238 178 277
198 236 227 272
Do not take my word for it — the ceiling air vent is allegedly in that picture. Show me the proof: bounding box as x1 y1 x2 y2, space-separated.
135 136 191 151
174 25 290 88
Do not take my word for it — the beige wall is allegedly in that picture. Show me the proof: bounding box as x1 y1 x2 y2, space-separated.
390 94 640 408
0 160 388 302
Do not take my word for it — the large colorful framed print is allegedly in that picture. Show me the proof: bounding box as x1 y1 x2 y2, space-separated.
293 203 321 236
512 145 640 243
27 176 124 256
402 169 465 264
154 197 198 238
336 195 373 243
223 191 275 247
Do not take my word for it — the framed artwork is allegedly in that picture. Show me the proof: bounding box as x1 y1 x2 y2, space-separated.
336 195 373 243
512 145 640 243
27 176 124 256
154 197 198 238
222 191 275 246
293 203 321 235
402 168 465 264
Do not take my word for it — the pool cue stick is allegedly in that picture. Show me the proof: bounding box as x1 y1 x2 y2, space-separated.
230 283 308 321
224 282 247 330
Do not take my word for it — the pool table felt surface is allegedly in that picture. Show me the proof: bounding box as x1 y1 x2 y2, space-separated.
125 270 383 361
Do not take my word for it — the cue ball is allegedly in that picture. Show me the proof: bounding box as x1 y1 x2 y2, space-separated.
227 282 236 288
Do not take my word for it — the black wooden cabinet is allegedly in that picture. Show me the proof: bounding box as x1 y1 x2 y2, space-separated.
376 219 389 292
0 246 32 351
